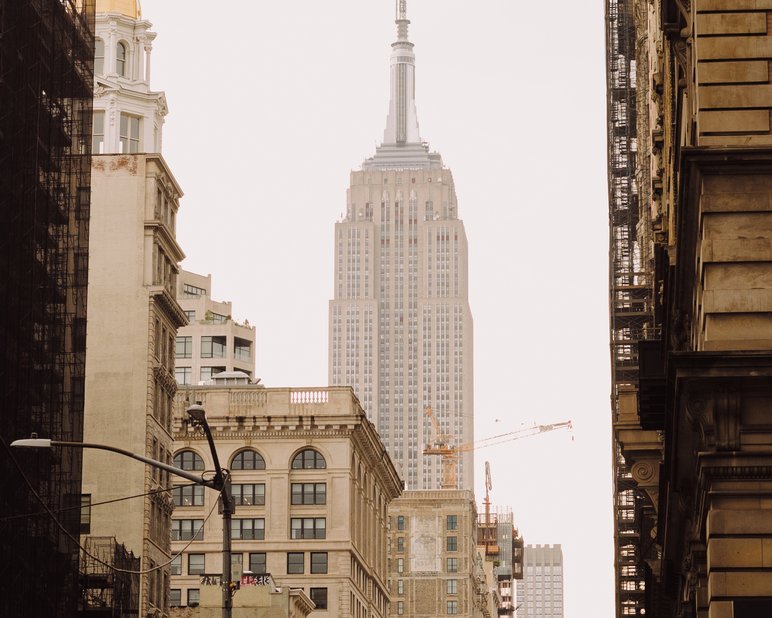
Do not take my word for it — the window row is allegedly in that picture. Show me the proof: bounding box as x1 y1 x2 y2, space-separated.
175 336 252 361
94 39 129 77
173 448 326 472
170 585 327 610
173 482 325 508
92 111 140 154
172 517 330 541
394 557 458 574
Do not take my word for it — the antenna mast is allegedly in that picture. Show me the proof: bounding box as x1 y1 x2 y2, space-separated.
397 0 407 20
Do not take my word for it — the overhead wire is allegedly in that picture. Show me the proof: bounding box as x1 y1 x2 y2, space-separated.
0 433 224 575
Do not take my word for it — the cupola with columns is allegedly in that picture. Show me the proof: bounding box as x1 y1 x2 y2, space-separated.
92 0 167 154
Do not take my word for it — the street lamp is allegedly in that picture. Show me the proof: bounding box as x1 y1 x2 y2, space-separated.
12 404 236 618
185 403 235 618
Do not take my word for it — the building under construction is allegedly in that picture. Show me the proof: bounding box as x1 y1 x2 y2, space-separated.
0 0 94 615
477 508 524 616
79 537 140 617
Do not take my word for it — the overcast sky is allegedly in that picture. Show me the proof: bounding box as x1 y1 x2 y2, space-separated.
141 1 613 615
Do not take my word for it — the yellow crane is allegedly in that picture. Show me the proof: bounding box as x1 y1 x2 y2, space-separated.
423 406 573 489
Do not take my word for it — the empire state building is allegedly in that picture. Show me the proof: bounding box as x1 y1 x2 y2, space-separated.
329 1 474 491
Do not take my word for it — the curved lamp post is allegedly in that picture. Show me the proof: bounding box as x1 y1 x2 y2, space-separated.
12 403 234 618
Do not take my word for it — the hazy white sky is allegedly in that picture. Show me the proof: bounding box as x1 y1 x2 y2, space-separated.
141 1 613 615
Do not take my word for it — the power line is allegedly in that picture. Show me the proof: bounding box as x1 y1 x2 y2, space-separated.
0 433 222 575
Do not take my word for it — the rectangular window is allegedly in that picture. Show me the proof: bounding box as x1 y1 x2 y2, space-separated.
232 518 265 540
208 312 228 324
171 519 203 541
171 555 181 575
446 536 458 552
170 589 181 607
233 483 265 506
291 482 326 505
175 367 191 385
310 588 328 610
249 553 267 574
201 335 226 358
80 494 91 534
119 113 140 153
397 601 404 615
291 517 326 539
183 283 206 297
184 309 196 322
234 337 251 361
173 485 204 507
397 537 404 552
175 336 192 358
447 515 457 530
287 552 304 574
200 366 225 382
231 553 243 582
187 589 200 607
188 554 205 575
397 558 404 573
92 110 104 153
447 579 457 595
310 552 328 574
397 579 404 595
446 557 458 573
447 600 459 614
397 515 405 530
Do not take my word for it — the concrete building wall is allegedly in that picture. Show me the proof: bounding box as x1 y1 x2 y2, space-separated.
169 386 402 617
83 153 186 617
175 270 256 385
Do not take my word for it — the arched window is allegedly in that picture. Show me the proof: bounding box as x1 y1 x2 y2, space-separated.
231 449 265 470
174 450 204 471
116 41 127 76
94 38 104 75
292 449 326 470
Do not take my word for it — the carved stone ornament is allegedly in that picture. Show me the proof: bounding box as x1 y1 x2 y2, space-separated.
684 383 741 451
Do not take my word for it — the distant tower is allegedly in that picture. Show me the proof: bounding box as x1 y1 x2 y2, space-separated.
329 1 474 490
516 545 565 618
81 1 185 615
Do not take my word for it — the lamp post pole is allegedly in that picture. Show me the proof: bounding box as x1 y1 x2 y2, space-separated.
12 405 235 618
186 403 234 618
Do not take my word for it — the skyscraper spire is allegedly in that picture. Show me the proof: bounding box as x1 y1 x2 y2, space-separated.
383 0 421 146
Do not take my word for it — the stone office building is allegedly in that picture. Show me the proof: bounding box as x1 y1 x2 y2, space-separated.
81 1 185 615
387 490 490 617
169 383 402 616
607 0 772 616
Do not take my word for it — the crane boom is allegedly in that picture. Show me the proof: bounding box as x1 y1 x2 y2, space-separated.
423 419 573 489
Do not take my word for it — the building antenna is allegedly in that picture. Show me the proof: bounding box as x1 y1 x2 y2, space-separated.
397 0 407 21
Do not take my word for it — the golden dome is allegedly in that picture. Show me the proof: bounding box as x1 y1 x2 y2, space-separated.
95 0 141 18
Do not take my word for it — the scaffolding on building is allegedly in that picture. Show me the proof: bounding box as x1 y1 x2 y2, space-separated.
605 0 657 616
79 537 140 617
0 0 94 615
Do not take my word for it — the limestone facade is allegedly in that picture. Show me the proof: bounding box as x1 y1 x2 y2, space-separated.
82 153 186 617
386 490 490 617
169 385 402 617
610 1 772 616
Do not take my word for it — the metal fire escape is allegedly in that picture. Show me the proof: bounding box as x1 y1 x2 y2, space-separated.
605 0 656 615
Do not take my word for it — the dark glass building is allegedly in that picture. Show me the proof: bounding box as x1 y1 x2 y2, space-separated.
0 0 94 614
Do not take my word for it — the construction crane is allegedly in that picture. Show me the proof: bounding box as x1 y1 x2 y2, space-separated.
423 407 573 489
